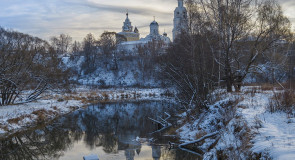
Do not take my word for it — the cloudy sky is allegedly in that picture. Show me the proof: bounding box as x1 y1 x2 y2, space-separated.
0 0 294 41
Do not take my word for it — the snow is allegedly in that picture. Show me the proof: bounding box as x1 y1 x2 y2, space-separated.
234 88 295 159
72 87 174 101
0 98 83 136
0 87 174 137
62 53 162 87
177 86 295 159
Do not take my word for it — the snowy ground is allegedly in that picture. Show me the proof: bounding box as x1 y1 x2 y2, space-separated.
177 86 295 160
0 87 173 137
63 55 162 87
0 99 83 135
71 87 173 101
238 88 295 159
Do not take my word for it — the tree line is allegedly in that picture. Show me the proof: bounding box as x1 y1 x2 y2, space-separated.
0 28 69 106
1 0 294 107
160 0 294 110
0 26 165 106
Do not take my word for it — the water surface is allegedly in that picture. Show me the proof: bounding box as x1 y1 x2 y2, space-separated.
0 101 200 160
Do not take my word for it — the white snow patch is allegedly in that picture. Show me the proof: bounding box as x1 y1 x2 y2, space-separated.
237 88 295 159
177 86 295 159
0 96 83 136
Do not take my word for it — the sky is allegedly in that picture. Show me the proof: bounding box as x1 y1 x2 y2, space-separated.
0 0 295 42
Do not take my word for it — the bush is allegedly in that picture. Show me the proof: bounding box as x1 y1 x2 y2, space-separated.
268 90 295 113
0 27 70 106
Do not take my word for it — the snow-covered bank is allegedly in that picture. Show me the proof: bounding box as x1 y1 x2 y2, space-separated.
0 99 83 135
0 87 173 138
238 89 295 159
71 87 174 101
176 87 295 160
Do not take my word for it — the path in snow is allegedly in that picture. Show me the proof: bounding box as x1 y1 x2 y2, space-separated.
238 88 295 160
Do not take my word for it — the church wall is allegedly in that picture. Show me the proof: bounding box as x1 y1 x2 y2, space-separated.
126 37 140 42
116 32 140 42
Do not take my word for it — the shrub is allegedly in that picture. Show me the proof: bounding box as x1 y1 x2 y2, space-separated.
268 90 295 113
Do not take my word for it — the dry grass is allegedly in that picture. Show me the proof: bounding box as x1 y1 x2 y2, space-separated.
237 105 247 109
57 98 64 102
237 122 254 159
282 80 295 90
101 92 109 100
32 109 58 123
166 126 179 135
7 115 28 124
245 82 295 91
244 83 277 91
195 130 208 139
149 93 156 97
69 106 79 111
161 90 175 97
52 106 58 110
0 124 9 131
261 83 275 91
62 92 100 104
268 90 295 114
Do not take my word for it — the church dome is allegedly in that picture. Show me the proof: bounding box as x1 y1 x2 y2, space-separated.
149 20 159 36
150 20 159 26
163 32 167 37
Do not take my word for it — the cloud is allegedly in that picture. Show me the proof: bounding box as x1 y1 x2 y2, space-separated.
0 0 177 41
0 0 294 41
81 1 172 16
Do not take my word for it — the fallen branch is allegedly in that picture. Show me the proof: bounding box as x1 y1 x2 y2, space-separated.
149 112 172 134
164 112 171 120
149 123 172 134
179 145 203 157
178 131 219 156
179 131 219 147
148 117 166 127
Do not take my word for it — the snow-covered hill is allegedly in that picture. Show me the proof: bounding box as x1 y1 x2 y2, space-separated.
63 55 162 87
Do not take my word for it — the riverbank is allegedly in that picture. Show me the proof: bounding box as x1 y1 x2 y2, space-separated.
175 86 295 159
0 87 173 138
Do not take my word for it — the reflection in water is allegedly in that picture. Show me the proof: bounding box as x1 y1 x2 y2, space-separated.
152 146 161 160
0 101 200 160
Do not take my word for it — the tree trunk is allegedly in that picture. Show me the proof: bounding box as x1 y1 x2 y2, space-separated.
225 59 233 92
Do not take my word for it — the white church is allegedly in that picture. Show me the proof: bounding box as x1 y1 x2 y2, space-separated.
116 0 188 52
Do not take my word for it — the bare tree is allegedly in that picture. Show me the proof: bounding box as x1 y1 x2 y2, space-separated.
0 27 69 105
71 40 82 53
161 32 218 111
50 34 72 54
99 31 118 70
81 33 97 74
196 0 292 92
137 39 166 82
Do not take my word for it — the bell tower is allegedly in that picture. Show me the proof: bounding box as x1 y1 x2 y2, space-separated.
172 0 188 41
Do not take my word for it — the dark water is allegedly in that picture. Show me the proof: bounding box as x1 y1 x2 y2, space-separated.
0 101 200 160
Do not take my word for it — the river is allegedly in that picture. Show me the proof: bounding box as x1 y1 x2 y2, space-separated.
0 100 200 160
